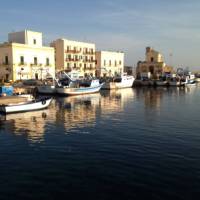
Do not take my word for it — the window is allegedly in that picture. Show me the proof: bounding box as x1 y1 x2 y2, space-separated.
33 39 37 45
104 60 106 66
5 56 9 65
119 60 122 65
20 56 24 65
34 57 38 65
151 57 154 62
115 60 117 67
46 58 50 66
109 60 111 66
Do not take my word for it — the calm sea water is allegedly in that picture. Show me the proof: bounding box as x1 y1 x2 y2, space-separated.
0 86 200 200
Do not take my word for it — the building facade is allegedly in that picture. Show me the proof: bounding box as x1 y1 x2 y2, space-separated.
0 30 55 81
51 39 96 77
95 51 124 77
136 47 173 79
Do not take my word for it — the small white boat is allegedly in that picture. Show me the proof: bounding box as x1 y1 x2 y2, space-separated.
101 74 135 89
0 97 52 114
185 75 196 86
56 79 104 96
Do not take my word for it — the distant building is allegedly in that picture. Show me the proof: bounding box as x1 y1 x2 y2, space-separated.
0 30 55 81
95 51 124 77
51 39 96 77
136 47 173 79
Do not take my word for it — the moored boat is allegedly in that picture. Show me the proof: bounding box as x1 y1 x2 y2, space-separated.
168 77 185 87
37 85 56 94
0 97 52 114
101 74 135 89
56 79 104 96
155 80 168 86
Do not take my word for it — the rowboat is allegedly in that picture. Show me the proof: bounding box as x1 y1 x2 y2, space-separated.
0 97 52 114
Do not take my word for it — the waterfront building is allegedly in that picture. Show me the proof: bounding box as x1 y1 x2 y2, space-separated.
0 30 55 81
95 51 124 77
136 47 173 79
51 39 96 77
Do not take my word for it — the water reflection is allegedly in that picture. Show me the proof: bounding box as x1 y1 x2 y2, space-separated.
1 110 49 143
1 86 198 143
55 93 101 131
135 86 194 110
0 89 135 142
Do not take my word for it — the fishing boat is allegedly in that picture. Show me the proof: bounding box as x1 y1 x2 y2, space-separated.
185 74 196 86
0 97 52 114
155 80 168 86
168 77 185 87
36 74 59 94
101 74 135 89
37 85 56 94
56 79 104 96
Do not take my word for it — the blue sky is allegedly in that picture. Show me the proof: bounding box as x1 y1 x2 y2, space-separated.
0 0 199 69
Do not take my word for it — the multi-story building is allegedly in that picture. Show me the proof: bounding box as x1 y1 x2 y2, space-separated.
0 30 55 81
51 39 96 77
136 47 173 79
95 51 124 77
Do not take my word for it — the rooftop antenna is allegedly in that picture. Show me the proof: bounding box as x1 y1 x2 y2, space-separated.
169 53 173 67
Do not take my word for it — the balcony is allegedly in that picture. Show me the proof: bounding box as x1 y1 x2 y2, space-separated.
66 58 80 62
65 49 81 54
83 51 95 55
30 63 38 67
83 59 96 63
18 62 27 66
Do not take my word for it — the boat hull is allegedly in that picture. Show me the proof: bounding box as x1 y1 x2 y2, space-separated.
155 81 168 86
37 85 56 94
101 77 135 90
56 84 104 96
0 98 52 114
168 81 185 86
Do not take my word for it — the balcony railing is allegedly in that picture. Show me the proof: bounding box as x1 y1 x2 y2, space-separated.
65 50 81 54
83 51 95 55
18 62 27 66
83 59 96 63
30 63 38 67
66 58 81 62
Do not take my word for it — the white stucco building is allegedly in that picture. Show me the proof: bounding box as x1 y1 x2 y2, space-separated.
51 39 96 77
95 51 124 77
0 30 55 81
